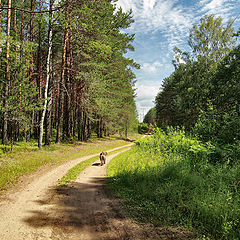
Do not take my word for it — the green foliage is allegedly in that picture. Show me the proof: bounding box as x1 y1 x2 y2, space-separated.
189 14 235 63
137 122 150 134
143 107 156 125
193 105 240 145
136 127 213 164
0 34 40 129
190 45 240 164
107 128 240 239
155 15 237 131
192 106 240 165
211 45 240 112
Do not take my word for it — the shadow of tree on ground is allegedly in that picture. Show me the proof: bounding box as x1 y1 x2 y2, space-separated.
23 177 196 240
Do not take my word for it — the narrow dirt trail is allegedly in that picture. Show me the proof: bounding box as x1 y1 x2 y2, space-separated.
0 142 195 240
37 148 157 240
0 144 140 240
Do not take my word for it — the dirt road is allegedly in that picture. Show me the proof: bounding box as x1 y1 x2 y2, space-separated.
0 143 153 240
0 143 195 240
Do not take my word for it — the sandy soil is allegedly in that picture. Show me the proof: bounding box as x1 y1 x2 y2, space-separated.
0 143 195 240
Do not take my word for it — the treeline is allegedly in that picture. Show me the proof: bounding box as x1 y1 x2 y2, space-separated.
155 15 240 150
0 0 138 149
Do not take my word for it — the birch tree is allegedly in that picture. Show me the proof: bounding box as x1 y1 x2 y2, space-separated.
38 0 54 149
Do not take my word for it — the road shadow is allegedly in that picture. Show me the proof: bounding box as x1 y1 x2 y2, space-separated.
23 177 196 240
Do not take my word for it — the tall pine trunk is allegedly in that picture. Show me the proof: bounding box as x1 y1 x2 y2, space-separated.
81 111 87 141
35 0 44 139
2 0 12 145
29 0 35 138
77 107 81 141
56 1 69 144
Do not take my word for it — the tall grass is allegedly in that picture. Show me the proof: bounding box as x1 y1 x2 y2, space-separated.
107 128 240 239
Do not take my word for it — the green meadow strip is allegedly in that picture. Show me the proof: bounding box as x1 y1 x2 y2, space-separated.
58 155 99 186
58 146 131 186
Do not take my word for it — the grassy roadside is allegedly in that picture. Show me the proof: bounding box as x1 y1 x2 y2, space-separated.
58 146 131 186
0 137 136 192
107 146 199 238
107 129 240 240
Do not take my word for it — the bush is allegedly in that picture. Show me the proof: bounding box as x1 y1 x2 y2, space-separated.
193 107 240 145
192 106 240 165
138 122 150 134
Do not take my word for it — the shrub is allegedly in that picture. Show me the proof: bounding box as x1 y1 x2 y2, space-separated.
138 122 150 134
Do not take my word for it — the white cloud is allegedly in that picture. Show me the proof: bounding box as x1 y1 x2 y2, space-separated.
198 0 238 22
202 0 225 12
115 0 193 33
136 83 159 99
134 82 159 121
208 0 224 9
115 0 194 54
142 60 162 73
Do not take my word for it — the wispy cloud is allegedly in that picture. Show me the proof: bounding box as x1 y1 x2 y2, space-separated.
115 0 193 33
202 0 224 10
198 0 238 22
142 60 162 73
115 0 239 49
115 0 194 52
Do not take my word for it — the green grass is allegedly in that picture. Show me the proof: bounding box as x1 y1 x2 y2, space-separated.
107 129 240 240
0 141 39 157
0 138 132 191
58 146 131 186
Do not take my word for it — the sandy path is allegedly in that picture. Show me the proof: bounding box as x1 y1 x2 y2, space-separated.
0 144 135 240
0 142 195 240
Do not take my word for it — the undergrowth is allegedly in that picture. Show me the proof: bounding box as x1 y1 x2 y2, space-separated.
107 128 240 239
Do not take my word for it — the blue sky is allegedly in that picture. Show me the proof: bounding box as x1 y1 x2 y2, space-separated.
114 0 240 121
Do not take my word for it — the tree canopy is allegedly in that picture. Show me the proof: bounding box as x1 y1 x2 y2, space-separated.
155 14 238 134
0 0 139 147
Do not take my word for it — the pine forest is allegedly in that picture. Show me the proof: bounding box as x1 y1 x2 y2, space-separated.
0 0 138 149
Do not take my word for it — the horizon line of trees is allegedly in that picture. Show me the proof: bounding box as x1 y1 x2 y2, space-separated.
0 0 139 149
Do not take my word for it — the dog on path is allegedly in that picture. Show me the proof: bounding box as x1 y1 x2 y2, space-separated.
100 151 107 166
